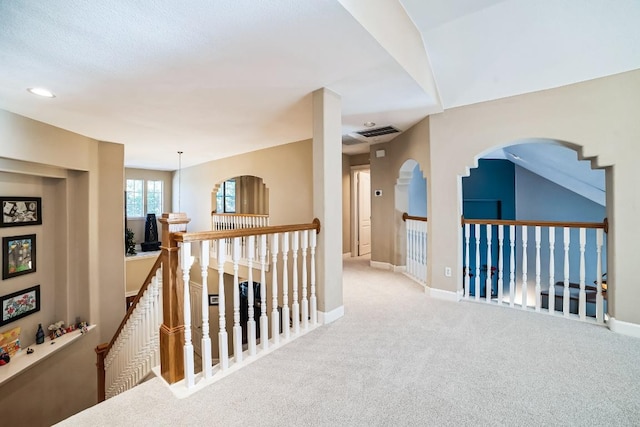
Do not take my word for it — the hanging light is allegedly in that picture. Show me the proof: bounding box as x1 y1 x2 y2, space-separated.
177 151 183 213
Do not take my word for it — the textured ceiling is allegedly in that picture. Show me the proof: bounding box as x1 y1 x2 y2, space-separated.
0 1 639 169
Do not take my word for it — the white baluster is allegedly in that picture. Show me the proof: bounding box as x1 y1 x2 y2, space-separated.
271 233 280 344
578 228 586 321
217 239 229 370
563 228 571 317
464 224 470 299
535 226 541 312
247 235 257 356
596 228 604 323
291 231 300 335
421 220 428 284
232 237 243 363
259 234 269 350
199 241 212 379
548 227 556 314
474 224 480 301
281 232 290 340
509 225 515 307
497 225 504 304
521 226 528 310
180 242 195 388
485 224 492 303
301 230 309 330
406 221 412 279
310 229 318 325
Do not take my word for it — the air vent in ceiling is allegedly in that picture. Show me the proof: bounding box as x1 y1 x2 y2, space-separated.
355 125 400 138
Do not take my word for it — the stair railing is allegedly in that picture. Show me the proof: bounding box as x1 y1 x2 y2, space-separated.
402 213 428 286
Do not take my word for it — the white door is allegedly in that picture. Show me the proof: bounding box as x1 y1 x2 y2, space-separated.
357 171 371 256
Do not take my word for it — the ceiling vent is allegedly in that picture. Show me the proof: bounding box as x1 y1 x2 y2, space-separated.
355 125 400 138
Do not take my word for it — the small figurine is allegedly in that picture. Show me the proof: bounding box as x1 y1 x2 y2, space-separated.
36 324 45 344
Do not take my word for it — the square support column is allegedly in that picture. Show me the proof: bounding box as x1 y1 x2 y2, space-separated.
312 88 344 323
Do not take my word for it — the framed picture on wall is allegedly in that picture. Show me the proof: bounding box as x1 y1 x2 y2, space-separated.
2 234 37 279
0 285 40 326
1 197 42 227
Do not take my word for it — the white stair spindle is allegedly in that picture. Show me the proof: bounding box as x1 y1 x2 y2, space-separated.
301 230 309 329
232 237 243 363
217 239 229 370
535 226 541 312
271 233 280 345
578 228 587 320
291 232 300 335
521 226 528 310
180 242 195 388
464 224 470 299
310 229 318 324
281 232 290 339
474 224 480 301
596 228 604 323
259 235 269 350
247 235 257 356
548 227 556 314
509 225 515 307
200 241 213 379
497 225 504 304
485 224 492 303
563 228 571 317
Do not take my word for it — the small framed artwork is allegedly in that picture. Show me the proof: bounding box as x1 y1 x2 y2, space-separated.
1 285 40 326
2 234 37 279
1 197 42 227
208 294 219 306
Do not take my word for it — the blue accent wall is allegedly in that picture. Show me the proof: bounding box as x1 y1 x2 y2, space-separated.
408 164 427 217
462 159 515 220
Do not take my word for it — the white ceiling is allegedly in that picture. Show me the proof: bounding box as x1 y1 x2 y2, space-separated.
0 0 639 170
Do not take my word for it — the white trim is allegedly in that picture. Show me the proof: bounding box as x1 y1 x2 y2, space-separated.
351 165 371 257
393 265 406 273
342 252 352 258
370 260 392 270
608 317 640 339
319 305 345 324
427 286 460 302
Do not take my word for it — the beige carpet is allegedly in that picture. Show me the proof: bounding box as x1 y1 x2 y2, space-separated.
59 256 640 426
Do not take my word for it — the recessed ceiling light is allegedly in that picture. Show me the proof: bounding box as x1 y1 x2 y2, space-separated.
27 87 56 98
509 153 522 161
363 121 376 128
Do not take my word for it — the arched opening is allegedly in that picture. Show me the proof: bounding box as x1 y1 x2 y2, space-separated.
460 138 608 320
211 175 269 216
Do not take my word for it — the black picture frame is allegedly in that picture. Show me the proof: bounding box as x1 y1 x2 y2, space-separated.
209 294 219 306
1 197 42 227
1 285 40 326
2 234 37 279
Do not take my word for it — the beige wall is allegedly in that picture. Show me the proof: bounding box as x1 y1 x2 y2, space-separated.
426 70 640 325
0 109 125 424
125 168 173 245
369 117 430 266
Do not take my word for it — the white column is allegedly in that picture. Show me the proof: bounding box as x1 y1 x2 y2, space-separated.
312 88 343 321
200 241 213 379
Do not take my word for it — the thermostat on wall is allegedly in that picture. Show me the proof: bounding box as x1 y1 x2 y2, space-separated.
375 149 386 158
374 189 382 197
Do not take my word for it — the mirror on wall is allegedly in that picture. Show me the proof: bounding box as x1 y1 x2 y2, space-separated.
212 175 269 215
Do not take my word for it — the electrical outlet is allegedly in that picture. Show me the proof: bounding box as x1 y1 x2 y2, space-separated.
444 267 452 277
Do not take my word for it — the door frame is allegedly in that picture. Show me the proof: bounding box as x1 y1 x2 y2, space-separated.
350 165 370 257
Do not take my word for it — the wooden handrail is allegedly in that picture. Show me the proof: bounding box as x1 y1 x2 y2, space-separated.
461 216 608 233
211 212 269 217
95 255 162 402
174 218 321 243
402 213 428 222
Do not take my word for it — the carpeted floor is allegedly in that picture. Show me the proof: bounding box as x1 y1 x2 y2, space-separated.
59 256 640 426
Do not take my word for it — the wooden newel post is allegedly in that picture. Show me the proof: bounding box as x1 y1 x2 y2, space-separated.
159 212 190 384
95 343 108 402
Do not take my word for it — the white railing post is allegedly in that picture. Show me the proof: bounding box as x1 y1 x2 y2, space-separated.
509 225 515 307
535 226 541 312
271 233 280 345
497 225 504 304
578 228 587 321
485 224 492 302
247 235 257 356
310 229 318 325
217 239 229 370
232 237 243 363
548 227 555 314
521 226 528 310
563 228 571 317
301 231 309 330
281 232 290 340
200 241 213 379
180 242 195 388
464 224 470 299
474 224 480 301
596 229 604 323
259 234 269 350
291 231 300 335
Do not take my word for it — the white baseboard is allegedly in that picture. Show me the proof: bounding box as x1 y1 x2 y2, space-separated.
342 252 352 258
608 317 640 339
370 260 392 270
427 286 460 302
393 265 406 273
319 305 344 324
